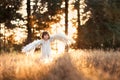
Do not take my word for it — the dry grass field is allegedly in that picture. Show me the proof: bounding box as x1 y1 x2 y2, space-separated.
0 49 120 80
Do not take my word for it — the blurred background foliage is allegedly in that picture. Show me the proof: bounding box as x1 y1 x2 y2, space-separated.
0 0 120 52
76 0 120 49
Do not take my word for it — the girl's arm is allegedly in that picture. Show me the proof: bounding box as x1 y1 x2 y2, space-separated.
22 40 42 54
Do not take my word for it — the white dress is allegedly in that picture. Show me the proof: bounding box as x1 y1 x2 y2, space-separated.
22 33 68 59
40 39 51 58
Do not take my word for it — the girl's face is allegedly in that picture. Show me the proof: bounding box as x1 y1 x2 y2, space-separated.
43 34 49 40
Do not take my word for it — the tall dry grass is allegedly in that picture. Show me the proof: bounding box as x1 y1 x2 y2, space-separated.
0 49 120 80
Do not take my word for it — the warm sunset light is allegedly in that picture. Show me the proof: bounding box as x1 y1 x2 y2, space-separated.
46 0 91 52
0 24 27 44
0 0 90 46
13 28 27 44
0 0 120 80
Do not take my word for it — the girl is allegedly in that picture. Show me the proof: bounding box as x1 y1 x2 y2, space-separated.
22 31 69 60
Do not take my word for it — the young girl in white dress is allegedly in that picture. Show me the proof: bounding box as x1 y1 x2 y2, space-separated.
22 31 69 61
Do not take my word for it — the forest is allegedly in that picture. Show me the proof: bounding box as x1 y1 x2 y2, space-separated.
0 0 120 52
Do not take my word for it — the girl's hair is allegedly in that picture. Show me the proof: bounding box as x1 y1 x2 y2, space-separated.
41 31 50 39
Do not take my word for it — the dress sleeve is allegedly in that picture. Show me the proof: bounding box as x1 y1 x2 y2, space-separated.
22 40 42 53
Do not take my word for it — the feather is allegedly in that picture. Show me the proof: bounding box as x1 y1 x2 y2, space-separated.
50 33 69 44
22 40 42 55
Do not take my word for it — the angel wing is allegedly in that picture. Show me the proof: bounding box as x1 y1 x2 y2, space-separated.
50 33 69 43
50 33 70 52
22 40 42 55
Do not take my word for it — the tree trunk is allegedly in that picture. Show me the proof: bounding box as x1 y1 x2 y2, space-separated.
0 24 1 52
65 0 69 35
77 0 80 29
76 0 81 48
26 0 32 43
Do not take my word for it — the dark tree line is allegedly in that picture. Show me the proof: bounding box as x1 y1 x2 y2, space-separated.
0 0 23 52
26 0 64 43
0 0 67 52
0 0 120 52
0 0 23 27
76 0 120 49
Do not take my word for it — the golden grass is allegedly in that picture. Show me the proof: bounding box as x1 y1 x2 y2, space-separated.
0 49 120 80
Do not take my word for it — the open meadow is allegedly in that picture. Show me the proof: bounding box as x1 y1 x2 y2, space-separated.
0 49 120 80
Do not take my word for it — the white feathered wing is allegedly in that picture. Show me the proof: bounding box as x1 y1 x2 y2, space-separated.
50 33 69 44
50 33 70 52
22 40 42 55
